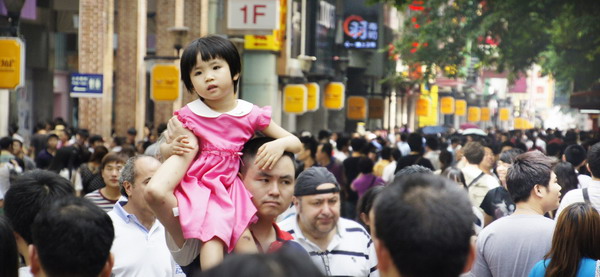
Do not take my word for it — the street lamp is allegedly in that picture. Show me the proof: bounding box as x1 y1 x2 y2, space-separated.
167 26 189 57
297 55 317 75
2 0 26 36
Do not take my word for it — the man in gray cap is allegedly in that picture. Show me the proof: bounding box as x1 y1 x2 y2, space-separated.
279 167 379 276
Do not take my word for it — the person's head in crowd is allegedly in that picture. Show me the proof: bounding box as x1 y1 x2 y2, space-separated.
0 216 19 277
350 137 368 155
298 136 318 163
29 197 114 277
425 135 439 152
100 153 127 190
553 162 579 200
500 141 515 153
391 148 402 162
120 145 137 158
47 146 79 174
479 146 496 172
563 144 587 169
292 167 340 239
564 130 578 145
407 133 423 154
336 135 350 152
462 141 485 165
88 135 105 148
0 136 13 151
11 138 24 156
241 137 296 221
358 157 375 174
199 248 324 277
372 174 475 277
495 148 524 188
3 170 74 265
315 142 334 166
542 202 600 276
587 142 600 178
546 142 563 159
46 133 59 150
380 147 393 162
393 165 433 182
439 150 453 172
75 129 90 146
126 127 137 144
514 141 528 153
119 155 162 217
442 167 467 189
89 146 109 165
318 129 332 143
506 151 559 211
112 136 126 148
356 186 385 233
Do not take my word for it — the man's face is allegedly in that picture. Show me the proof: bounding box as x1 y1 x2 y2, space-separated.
102 161 124 189
480 147 495 170
242 156 295 221
296 183 341 238
496 160 510 187
315 145 327 164
11 141 22 155
540 172 561 212
126 157 161 211
47 137 58 149
297 145 310 161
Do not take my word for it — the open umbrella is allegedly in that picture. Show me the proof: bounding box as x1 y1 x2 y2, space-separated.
422 126 448 135
462 128 487 136
460 123 479 130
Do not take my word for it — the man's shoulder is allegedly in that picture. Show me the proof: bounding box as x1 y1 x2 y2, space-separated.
277 216 298 234
338 218 371 240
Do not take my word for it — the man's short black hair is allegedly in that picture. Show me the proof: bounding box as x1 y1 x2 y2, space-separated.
380 147 392 160
407 133 423 153
76 128 90 139
425 135 439 151
0 216 18 277
506 151 555 203
300 136 318 160
393 165 433 183
4 170 74 244
564 144 587 167
374 174 473 277
357 157 375 174
587 142 600 178
0 136 13 150
350 138 367 153
31 197 114 277
180 35 241 94
240 137 295 175
319 142 333 158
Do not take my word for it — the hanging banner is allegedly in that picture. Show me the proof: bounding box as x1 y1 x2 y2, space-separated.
468 107 481 122
481 107 491 121
514 117 525 129
368 98 384 119
499 108 510 121
416 98 430 116
305 82 319 111
347 96 367 120
283 84 307 114
324 82 345 110
455 99 467 116
440 96 455 114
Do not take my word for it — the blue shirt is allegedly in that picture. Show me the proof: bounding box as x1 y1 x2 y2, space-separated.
529 257 598 277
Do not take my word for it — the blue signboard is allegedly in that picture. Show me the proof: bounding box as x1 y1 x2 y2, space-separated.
70 73 103 98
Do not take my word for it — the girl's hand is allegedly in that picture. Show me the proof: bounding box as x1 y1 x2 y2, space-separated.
169 135 195 156
255 140 286 170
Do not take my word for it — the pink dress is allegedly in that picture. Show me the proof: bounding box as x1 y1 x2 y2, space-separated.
174 99 271 252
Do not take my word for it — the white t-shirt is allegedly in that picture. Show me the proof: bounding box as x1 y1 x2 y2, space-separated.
556 179 600 218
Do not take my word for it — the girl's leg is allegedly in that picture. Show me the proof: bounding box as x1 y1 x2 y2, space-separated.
233 228 258 253
200 238 225 270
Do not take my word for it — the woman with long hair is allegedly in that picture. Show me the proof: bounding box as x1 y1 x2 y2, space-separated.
529 202 600 277
553 162 579 200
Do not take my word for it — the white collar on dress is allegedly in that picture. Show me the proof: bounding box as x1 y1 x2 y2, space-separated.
187 99 253 118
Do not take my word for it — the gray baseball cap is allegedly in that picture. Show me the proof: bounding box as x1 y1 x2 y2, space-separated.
294 167 340 196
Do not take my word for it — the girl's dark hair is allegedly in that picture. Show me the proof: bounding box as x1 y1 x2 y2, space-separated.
438 150 453 172
441 167 467 188
553 162 579 200
357 157 375 174
355 186 385 233
498 148 524 164
89 146 109 164
180 35 241 95
544 202 600 277
0 217 18 277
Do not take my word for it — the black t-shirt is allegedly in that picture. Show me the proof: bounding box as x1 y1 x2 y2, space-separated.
342 156 361 202
480 186 516 219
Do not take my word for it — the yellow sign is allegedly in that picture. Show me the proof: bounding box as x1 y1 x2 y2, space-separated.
305 83 319 111
416 98 430 116
347 96 367 120
244 31 281 51
324 82 345 110
151 64 180 101
0 37 25 89
514 117 525 129
499 108 510 121
440 97 455 114
283 84 307 114
455 100 467 116
368 98 384 119
481 107 491 121
468 107 481 122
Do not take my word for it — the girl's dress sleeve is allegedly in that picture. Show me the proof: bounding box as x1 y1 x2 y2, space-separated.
253 105 272 131
174 108 199 135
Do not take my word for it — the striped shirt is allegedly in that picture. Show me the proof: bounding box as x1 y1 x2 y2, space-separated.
279 217 379 277
84 189 118 213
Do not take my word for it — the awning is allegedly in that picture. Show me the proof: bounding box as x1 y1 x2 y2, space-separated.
570 90 600 109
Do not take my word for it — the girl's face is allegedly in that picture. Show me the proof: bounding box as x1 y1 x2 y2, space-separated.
496 160 510 187
189 55 239 105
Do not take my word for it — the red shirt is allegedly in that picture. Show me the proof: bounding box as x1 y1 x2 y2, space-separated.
252 223 294 253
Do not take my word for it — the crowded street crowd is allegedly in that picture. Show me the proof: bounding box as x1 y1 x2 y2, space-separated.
1 117 599 277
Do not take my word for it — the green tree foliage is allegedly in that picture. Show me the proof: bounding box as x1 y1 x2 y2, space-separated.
374 0 600 91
